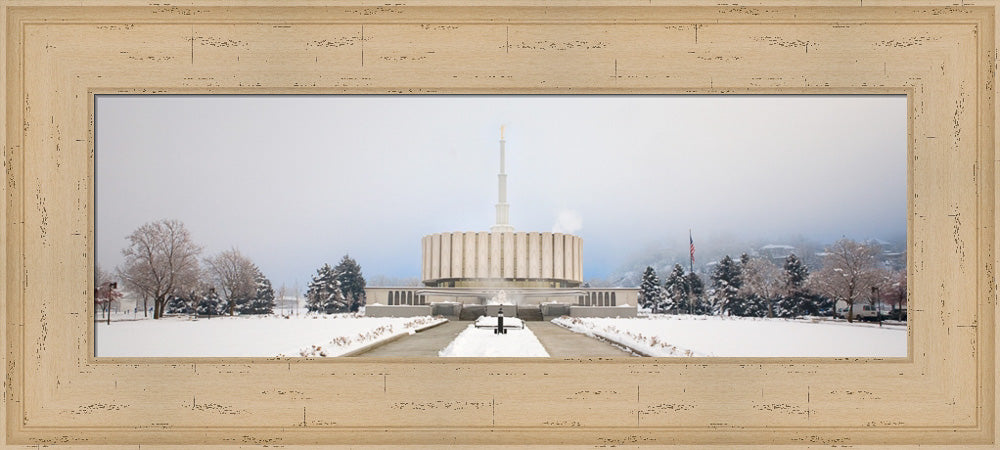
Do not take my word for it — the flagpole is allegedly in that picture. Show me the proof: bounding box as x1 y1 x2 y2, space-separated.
689 229 694 273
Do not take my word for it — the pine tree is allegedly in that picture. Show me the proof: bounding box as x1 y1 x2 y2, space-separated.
777 253 815 317
238 266 275 315
662 264 689 314
710 255 743 315
165 293 195 315
638 266 664 312
196 288 225 316
684 272 709 314
783 253 809 291
732 294 768 317
333 255 367 312
305 264 348 313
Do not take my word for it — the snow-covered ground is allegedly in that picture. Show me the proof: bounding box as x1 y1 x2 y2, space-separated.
96 314 445 357
552 315 906 357
438 323 549 357
473 316 524 329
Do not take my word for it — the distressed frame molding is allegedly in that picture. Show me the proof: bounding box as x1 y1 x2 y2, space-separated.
1 1 997 447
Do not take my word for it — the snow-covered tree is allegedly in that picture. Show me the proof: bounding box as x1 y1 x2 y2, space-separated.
305 263 348 313
884 269 907 317
204 248 258 316
683 272 709 314
662 264 689 314
164 292 196 315
333 255 366 312
810 239 883 322
196 288 226 316
638 266 664 312
740 256 782 317
776 253 821 317
94 265 123 320
117 219 202 319
783 253 809 291
238 267 275 315
709 255 742 315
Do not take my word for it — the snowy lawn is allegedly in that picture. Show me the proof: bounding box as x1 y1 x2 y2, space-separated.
552 315 906 357
438 324 549 357
96 314 445 357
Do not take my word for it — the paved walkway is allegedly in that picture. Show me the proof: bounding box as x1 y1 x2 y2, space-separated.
350 320 637 358
350 320 470 357
525 321 637 357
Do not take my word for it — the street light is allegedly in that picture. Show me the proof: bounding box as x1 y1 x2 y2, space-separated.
207 287 216 320
871 285 882 327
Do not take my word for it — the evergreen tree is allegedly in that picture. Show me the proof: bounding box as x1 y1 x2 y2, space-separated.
683 272 709 314
238 266 275 314
731 293 768 317
783 253 809 291
637 266 664 312
165 293 195 315
196 288 225 316
305 264 348 313
333 255 367 312
777 253 816 317
724 253 757 316
710 255 743 315
662 264 689 314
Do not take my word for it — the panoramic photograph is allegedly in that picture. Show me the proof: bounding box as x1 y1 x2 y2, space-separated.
94 95 907 358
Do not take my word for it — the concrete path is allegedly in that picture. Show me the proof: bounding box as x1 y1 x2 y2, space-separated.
350 320 637 358
525 322 638 357
350 320 470 357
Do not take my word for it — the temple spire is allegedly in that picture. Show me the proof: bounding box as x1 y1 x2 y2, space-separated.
491 126 514 233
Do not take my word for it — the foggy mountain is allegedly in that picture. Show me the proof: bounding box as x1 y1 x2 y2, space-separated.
589 234 906 288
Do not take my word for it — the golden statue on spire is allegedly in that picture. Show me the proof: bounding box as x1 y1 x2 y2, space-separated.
500 125 504 140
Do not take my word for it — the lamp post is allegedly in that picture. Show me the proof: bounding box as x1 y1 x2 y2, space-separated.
872 285 882 327
494 304 507 335
208 287 216 320
107 282 116 325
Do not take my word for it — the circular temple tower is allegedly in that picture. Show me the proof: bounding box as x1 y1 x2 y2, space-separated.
421 127 583 288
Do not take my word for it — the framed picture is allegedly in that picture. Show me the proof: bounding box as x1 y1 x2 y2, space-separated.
3 1 995 447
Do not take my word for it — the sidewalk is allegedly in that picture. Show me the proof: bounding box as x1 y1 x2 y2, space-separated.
349 319 637 358
348 320 470 357
524 322 637 357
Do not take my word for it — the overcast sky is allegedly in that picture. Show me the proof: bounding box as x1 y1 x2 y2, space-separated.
96 95 906 289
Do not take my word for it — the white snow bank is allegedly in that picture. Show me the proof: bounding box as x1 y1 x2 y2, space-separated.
438 324 549 357
552 315 906 357
96 314 445 357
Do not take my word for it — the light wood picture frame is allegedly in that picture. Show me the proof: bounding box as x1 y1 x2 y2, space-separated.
1 1 996 447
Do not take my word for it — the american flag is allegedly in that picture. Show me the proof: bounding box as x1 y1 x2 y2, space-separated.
689 230 695 266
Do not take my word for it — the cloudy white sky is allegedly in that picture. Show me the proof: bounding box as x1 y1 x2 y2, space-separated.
96 95 906 289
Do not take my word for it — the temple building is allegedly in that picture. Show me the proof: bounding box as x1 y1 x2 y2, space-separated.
365 128 638 320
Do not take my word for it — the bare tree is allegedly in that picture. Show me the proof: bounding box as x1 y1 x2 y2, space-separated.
292 280 301 316
96 264 114 288
94 264 121 322
884 270 907 317
276 284 289 315
740 256 783 318
204 248 257 316
117 219 202 319
810 239 883 323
